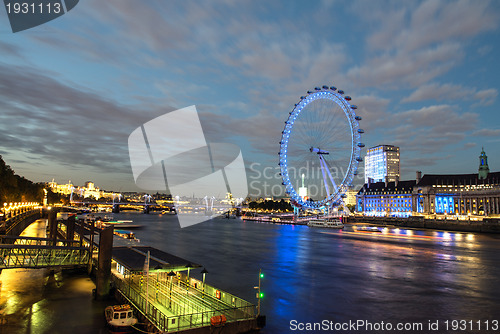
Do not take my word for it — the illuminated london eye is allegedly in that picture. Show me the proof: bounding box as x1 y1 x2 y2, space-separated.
278 86 364 213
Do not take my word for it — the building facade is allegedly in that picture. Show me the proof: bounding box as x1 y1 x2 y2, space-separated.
357 172 500 217
414 172 500 216
344 188 359 207
356 180 416 217
48 180 118 200
364 145 400 183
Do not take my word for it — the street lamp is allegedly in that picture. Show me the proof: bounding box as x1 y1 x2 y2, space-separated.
201 268 208 298
185 262 194 291
167 271 176 308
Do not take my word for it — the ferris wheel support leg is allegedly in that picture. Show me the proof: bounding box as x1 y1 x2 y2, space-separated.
318 156 331 199
321 157 340 195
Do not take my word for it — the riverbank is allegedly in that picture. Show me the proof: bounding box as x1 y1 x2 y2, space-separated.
343 215 500 233
0 219 114 334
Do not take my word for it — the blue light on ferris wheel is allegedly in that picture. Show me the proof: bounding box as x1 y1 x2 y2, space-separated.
279 85 363 212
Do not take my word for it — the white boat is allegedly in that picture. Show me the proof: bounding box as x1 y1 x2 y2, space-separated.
307 218 344 229
105 304 138 333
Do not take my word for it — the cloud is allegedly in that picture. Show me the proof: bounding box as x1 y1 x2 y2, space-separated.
357 101 481 166
348 1 499 89
402 84 498 105
0 63 169 177
389 105 478 154
402 83 468 102
472 128 500 137
0 41 24 59
1 0 498 190
352 95 391 133
366 0 499 52
347 43 463 88
404 156 447 169
462 142 477 149
474 89 498 106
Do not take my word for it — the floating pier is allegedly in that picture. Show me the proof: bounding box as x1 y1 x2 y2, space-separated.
110 246 263 333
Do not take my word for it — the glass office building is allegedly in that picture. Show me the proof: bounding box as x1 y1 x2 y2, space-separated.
364 145 400 183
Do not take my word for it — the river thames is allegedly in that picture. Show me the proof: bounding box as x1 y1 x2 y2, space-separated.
2 213 500 333
129 213 500 334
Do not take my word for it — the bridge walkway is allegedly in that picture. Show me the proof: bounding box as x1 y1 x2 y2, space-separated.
0 219 90 270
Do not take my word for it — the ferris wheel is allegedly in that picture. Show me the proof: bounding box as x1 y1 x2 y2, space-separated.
279 85 364 213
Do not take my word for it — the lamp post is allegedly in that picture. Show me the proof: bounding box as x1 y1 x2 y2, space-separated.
154 265 162 300
201 268 208 298
254 269 264 316
185 262 194 292
167 271 176 308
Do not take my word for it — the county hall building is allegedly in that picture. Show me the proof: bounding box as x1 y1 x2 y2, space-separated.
356 148 500 217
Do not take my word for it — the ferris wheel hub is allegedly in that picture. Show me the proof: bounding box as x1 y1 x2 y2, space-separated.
310 147 330 155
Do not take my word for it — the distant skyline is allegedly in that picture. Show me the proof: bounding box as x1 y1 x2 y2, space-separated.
0 1 499 196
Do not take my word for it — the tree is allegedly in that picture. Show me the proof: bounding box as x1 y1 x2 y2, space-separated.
0 155 44 204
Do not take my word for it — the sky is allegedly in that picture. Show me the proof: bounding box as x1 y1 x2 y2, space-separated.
0 0 499 197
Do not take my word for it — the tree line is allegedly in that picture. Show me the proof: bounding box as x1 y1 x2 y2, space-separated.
248 199 293 212
0 155 62 205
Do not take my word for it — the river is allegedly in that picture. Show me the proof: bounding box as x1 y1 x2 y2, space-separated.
2 212 500 333
128 212 500 334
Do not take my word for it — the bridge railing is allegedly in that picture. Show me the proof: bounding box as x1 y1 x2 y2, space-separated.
1 209 42 237
0 244 90 269
0 235 83 246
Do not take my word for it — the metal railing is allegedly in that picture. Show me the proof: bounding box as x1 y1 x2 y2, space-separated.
1 209 42 236
0 244 90 269
0 235 83 246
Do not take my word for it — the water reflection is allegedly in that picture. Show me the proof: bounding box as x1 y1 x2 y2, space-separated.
4 214 500 333
119 214 500 333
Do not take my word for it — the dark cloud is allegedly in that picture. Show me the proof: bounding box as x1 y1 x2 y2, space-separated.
0 63 170 177
0 41 24 59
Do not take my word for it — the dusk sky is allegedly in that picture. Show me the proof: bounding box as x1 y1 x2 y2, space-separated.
1 0 499 196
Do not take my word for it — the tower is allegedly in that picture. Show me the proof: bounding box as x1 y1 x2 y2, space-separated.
364 145 400 183
478 147 489 180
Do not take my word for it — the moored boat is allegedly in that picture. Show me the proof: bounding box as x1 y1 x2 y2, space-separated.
105 304 138 333
307 218 344 229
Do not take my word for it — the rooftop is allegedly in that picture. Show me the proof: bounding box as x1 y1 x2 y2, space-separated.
417 171 500 187
112 246 201 272
358 180 416 194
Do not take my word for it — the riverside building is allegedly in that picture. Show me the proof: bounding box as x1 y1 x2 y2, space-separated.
357 149 500 217
364 145 400 184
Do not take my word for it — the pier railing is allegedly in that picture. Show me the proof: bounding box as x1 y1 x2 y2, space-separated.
176 270 255 311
